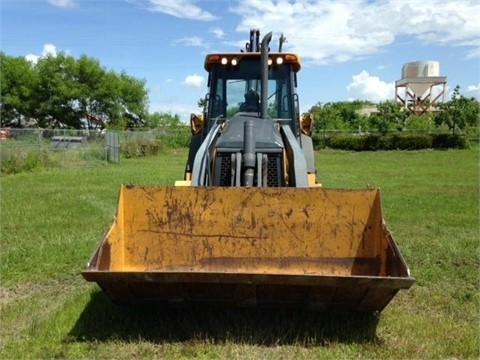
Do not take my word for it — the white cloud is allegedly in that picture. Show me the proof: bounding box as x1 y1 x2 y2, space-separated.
42 44 58 57
346 70 395 102
209 27 225 39
183 75 204 89
376 64 391 71
146 0 217 21
467 83 480 92
151 85 162 94
25 43 58 64
173 36 205 47
230 0 480 65
466 83 480 99
25 54 40 64
48 0 76 7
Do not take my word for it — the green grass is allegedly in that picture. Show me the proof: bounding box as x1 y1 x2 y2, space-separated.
1 148 478 359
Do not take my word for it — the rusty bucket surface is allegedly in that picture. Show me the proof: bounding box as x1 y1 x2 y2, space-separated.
82 185 414 311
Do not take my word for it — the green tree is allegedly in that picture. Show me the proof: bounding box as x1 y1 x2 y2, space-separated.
308 101 369 132
371 101 406 135
197 97 206 109
114 72 148 128
73 55 109 128
77 69 148 129
1 52 149 129
434 85 480 134
32 53 80 128
146 112 181 130
0 53 36 127
309 102 344 132
146 111 189 148
405 114 435 132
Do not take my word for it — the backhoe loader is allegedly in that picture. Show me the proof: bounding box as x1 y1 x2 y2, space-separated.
82 30 414 311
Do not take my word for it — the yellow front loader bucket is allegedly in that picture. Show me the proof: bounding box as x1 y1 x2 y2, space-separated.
82 185 414 311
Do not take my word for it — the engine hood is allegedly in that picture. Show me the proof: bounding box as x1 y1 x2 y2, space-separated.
215 112 284 152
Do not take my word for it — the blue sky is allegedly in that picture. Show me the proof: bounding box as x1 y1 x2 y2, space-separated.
2 0 479 121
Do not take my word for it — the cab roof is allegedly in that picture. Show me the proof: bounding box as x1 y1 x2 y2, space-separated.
204 52 301 73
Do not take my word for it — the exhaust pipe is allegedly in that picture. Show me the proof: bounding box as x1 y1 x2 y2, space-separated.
243 120 255 186
260 32 272 119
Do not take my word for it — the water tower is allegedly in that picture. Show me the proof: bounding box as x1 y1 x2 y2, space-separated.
395 61 447 115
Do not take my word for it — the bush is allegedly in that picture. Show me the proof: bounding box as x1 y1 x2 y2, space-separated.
140 140 162 156
80 146 106 161
327 135 365 151
160 127 192 148
323 133 441 151
388 134 432 150
432 134 469 149
122 139 164 158
405 114 436 132
364 135 381 151
311 133 326 150
121 140 141 158
1 148 44 174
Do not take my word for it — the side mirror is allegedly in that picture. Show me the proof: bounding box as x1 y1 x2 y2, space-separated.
190 113 204 135
300 113 314 136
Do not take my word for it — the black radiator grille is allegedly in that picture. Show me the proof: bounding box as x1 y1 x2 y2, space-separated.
266 154 281 186
218 155 231 186
215 153 283 187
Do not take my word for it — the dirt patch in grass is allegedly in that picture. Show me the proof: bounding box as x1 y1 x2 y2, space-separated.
0 276 92 354
0 277 88 306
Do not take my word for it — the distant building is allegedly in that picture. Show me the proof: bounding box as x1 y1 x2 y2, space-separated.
356 106 379 117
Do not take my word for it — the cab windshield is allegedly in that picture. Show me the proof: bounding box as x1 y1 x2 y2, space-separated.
208 57 295 119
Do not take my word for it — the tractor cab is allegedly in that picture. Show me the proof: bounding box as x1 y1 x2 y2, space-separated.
203 52 301 131
185 31 306 184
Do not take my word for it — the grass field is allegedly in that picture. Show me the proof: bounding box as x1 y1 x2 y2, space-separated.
1 147 478 359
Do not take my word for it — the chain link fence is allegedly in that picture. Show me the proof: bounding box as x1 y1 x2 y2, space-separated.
3 126 468 174
0 129 108 174
0 127 190 174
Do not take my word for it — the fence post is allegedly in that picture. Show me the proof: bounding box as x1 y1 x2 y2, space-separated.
37 129 43 164
105 130 120 163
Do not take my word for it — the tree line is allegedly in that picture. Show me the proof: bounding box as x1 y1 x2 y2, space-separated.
0 52 169 129
1 52 478 135
307 86 479 136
